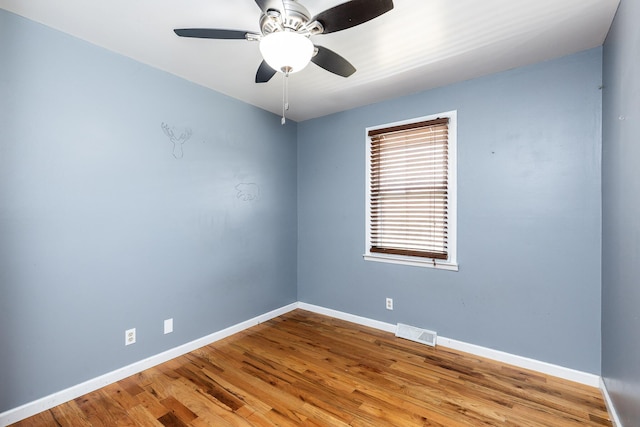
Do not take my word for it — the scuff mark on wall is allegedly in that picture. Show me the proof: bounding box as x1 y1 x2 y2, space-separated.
161 122 192 159
235 183 260 202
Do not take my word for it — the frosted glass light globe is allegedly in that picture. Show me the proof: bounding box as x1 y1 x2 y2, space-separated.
259 31 314 73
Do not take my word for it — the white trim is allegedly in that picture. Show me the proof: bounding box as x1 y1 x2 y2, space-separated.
363 254 459 271
0 303 298 427
437 336 600 387
600 377 623 427
299 303 600 387
297 302 397 333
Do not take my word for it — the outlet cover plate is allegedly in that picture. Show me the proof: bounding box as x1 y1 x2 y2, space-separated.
164 318 173 334
125 328 136 346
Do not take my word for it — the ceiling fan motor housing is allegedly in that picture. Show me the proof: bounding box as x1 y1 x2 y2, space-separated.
260 0 322 35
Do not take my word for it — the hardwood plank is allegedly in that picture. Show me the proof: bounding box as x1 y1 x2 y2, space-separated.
48 399 93 426
10 309 612 426
123 404 163 427
158 411 189 427
74 389 129 427
102 381 142 412
159 396 198 425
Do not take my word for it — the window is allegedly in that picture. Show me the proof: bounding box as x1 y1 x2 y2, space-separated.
364 111 457 270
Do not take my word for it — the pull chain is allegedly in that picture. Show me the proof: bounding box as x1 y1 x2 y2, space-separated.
281 67 291 125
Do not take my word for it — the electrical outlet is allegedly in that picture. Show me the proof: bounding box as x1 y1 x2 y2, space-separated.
125 328 136 346
164 318 173 334
386 298 393 310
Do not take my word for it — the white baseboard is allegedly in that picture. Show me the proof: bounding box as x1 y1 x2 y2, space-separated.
298 303 600 387
437 336 600 387
600 377 623 427
0 303 298 427
0 302 607 426
297 303 397 333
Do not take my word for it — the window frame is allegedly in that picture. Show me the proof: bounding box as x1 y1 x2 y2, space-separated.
364 111 458 271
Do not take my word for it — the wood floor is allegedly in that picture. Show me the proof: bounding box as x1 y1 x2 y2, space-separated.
12 310 611 426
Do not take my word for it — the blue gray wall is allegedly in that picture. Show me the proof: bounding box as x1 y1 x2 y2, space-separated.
298 48 603 374
602 0 640 424
0 9 297 412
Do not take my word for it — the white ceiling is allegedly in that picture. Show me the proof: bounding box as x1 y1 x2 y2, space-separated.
0 0 620 122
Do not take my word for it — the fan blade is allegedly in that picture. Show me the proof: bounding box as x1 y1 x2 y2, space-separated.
256 61 277 83
311 45 356 77
174 28 250 39
312 0 394 34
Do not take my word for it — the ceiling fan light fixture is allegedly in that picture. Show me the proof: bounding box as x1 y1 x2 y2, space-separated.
259 31 314 74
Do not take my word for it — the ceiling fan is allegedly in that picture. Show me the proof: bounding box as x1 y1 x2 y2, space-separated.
173 0 395 83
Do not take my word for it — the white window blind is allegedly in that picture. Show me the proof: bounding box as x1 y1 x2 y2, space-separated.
368 117 450 260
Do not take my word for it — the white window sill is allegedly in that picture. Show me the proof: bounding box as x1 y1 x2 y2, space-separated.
363 254 459 271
